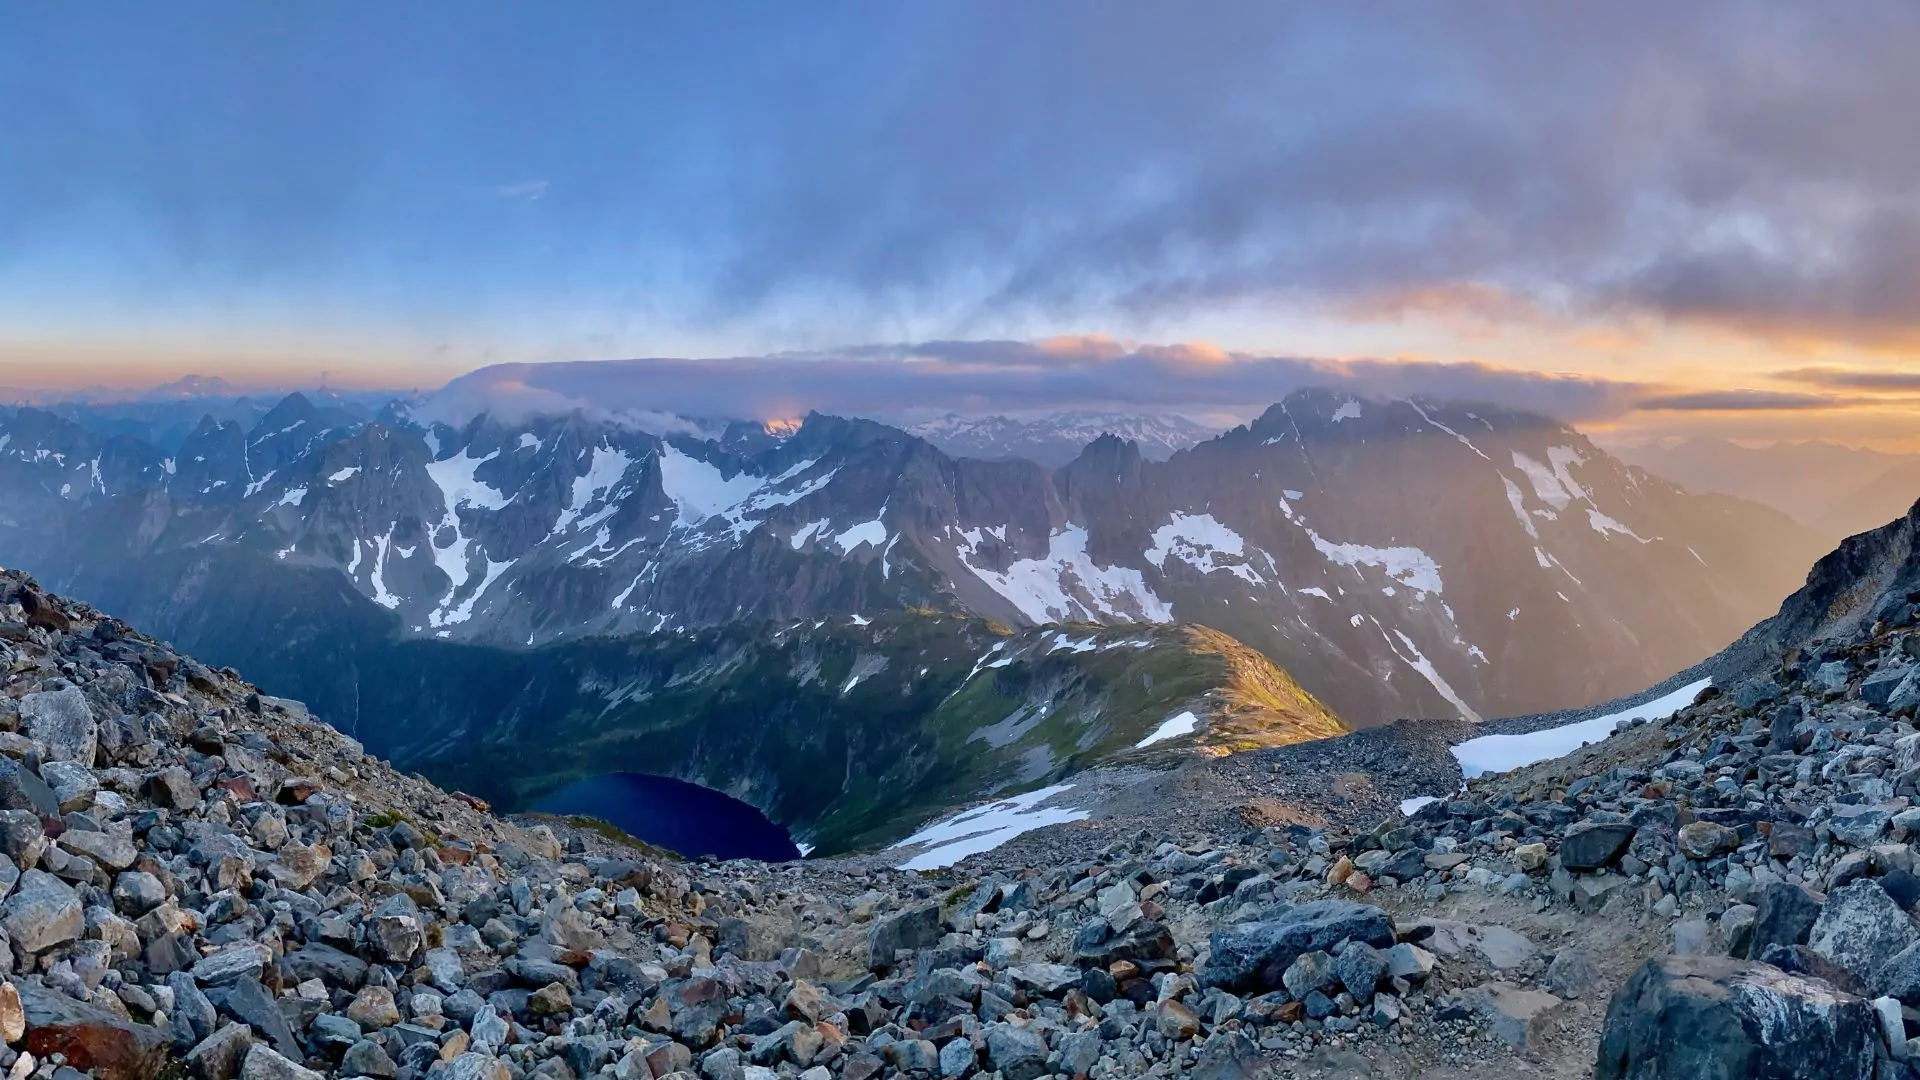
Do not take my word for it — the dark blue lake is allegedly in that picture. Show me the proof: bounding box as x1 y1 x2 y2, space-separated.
530 773 802 862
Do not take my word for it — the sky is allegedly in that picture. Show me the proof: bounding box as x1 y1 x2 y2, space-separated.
3 3 1919 447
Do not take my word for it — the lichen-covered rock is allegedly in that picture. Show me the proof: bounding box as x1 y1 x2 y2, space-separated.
1807 881 1920 985
1595 955 1877 1080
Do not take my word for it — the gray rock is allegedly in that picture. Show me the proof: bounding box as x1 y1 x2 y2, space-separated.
1808 881 1920 984
0 759 59 818
1463 982 1565 1049
20 687 97 766
1748 882 1825 960
1827 805 1892 848
1384 942 1436 983
218 976 302 1057
1188 1032 1264 1080
184 1023 254 1080
1862 666 1912 707
1545 949 1604 999
1202 899 1395 991
192 945 267 986
936 1036 974 1078
238 1045 323 1080
867 903 941 972
1281 950 1334 1001
1595 954 1877 1080
1560 821 1637 871
39 760 97 812
61 826 138 871
984 1023 1049 1080
1 868 83 953
1333 940 1387 1003
341 1038 398 1079
1719 904 1759 958
1472 925 1539 969
111 870 168 916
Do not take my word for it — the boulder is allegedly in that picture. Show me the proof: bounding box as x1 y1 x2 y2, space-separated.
2 868 84 953
20 687 97 766
1201 900 1396 991
1545 949 1604 999
1560 821 1636 871
1746 882 1824 960
1678 821 1740 860
1807 882 1920 985
1595 955 1876 1080
867 904 941 972
1188 1032 1264 1080
19 978 170 1080
1827 805 1892 848
984 1023 1049 1080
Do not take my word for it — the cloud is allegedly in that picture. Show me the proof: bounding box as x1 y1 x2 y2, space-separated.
489 180 548 200
671 2 1920 351
11 5 1920 358
427 340 1665 426
1775 367 1920 391
1633 390 1864 412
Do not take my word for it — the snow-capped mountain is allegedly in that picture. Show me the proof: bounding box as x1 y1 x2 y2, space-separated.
0 388 1823 725
904 412 1217 465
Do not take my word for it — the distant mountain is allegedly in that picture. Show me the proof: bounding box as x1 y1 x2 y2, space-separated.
1615 437 1920 541
905 411 1217 465
0 386 1822 727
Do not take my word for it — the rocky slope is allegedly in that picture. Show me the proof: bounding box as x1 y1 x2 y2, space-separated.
1 506 1918 1079
0 388 1823 726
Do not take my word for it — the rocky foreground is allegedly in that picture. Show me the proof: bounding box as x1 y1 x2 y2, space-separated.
1 530 1919 1080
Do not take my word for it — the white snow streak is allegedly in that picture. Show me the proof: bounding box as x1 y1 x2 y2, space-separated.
1134 710 1201 749
891 785 1089 870
1451 679 1711 778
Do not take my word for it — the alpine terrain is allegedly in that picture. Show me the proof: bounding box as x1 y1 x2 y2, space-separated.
0 386 1822 730
0 496 1918 1080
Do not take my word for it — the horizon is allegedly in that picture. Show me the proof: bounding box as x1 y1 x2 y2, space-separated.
4 5 1920 449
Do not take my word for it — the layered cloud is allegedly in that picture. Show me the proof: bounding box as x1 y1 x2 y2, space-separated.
421 339 1920 439
8 4 1920 360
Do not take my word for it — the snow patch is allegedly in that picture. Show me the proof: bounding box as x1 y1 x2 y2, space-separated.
891 785 1089 871
1400 796 1438 816
1451 679 1712 778
1587 508 1651 543
958 525 1172 624
1501 475 1539 539
1308 531 1443 597
1511 451 1573 510
1144 513 1264 584
1134 710 1201 749
834 516 888 553
328 467 360 483
1387 628 1482 723
1330 400 1362 422
276 485 308 507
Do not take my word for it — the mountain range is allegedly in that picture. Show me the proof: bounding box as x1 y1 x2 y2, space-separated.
902 412 1218 465
1614 437 1920 543
0 385 1825 732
